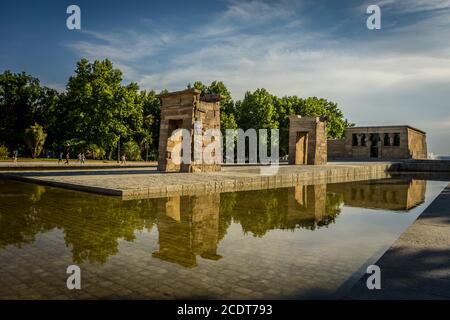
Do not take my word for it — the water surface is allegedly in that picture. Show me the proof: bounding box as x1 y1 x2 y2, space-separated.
0 178 447 299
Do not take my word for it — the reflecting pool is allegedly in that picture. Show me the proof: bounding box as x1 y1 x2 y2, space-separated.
0 178 447 299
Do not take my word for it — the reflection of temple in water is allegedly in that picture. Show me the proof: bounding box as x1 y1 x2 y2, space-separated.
152 195 222 268
327 179 426 211
287 184 339 230
0 178 427 269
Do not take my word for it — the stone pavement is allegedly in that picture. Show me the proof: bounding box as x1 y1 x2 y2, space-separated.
346 183 450 299
0 160 155 171
0 162 395 199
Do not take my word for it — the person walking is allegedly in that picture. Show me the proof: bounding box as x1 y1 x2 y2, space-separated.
81 153 86 165
65 151 70 165
77 153 82 166
58 152 63 165
13 149 18 165
121 154 127 165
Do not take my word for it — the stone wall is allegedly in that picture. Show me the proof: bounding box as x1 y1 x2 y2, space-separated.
407 128 427 159
157 90 196 172
327 139 346 159
345 126 410 159
397 160 450 172
188 100 221 173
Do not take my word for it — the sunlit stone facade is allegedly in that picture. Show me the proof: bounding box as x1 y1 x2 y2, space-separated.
157 89 221 172
328 126 427 160
288 116 327 165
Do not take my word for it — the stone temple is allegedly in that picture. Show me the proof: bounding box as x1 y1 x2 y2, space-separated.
328 126 427 160
156 89 428 171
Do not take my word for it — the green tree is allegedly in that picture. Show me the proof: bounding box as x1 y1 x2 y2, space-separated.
235 88 279 130
123 140 142 161
274 95 353 155
187 81 207 93
138 90 161 160
301 97 352 139
24 123 47 158
205 81 237 133
61 59 145 160
0 145 9 159
187 81 238 134
86 144 106 160
0 71 46 151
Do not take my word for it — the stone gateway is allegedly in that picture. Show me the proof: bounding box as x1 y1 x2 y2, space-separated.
288 115 327 165
157 89 221 172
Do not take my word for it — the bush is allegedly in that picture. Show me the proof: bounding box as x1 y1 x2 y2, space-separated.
0 145 9 159
24 123 47 158
64 139 87 153
123 140 142 161
86 144 106 160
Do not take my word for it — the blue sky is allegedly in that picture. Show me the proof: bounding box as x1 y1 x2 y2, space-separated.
1 0 450 153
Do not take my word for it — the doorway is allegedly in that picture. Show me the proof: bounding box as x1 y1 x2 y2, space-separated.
295 132 308 165
370 134 380 158
166 119 184 171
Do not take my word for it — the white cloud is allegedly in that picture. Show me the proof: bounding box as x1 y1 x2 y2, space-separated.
198 0 297 37
378 0 450 13
64 0 450 153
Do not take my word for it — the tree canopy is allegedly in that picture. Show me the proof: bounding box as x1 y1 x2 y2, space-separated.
1 59 352 159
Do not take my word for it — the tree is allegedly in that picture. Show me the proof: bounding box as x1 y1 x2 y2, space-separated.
123 140 142 161
187 81 207 94
301 97 352 139
274 95 353 155
205 81 237 133
34 87 61 152
187 81 238 134
0 145 9 160
207 81 234 114
61 59 145 160
86 144 106 160
235 88 279 130
0 71 45 150
138 90 161 160
2 60 353 161
24 123 47 158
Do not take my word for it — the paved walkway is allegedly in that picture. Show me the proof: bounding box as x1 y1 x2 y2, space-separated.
0 160 156 170
346 184 450 299
0 162 394 199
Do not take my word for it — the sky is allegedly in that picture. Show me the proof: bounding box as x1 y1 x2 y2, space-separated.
1 0 449 154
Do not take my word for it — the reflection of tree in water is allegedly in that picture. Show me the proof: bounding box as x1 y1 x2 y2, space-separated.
321 192 343 227
0 181 343 266
0 181 158 263
219 185 343 237
29 185 46 203
220 191 286 237
61 197 158 264
0 182 55 248
5 179 425 266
